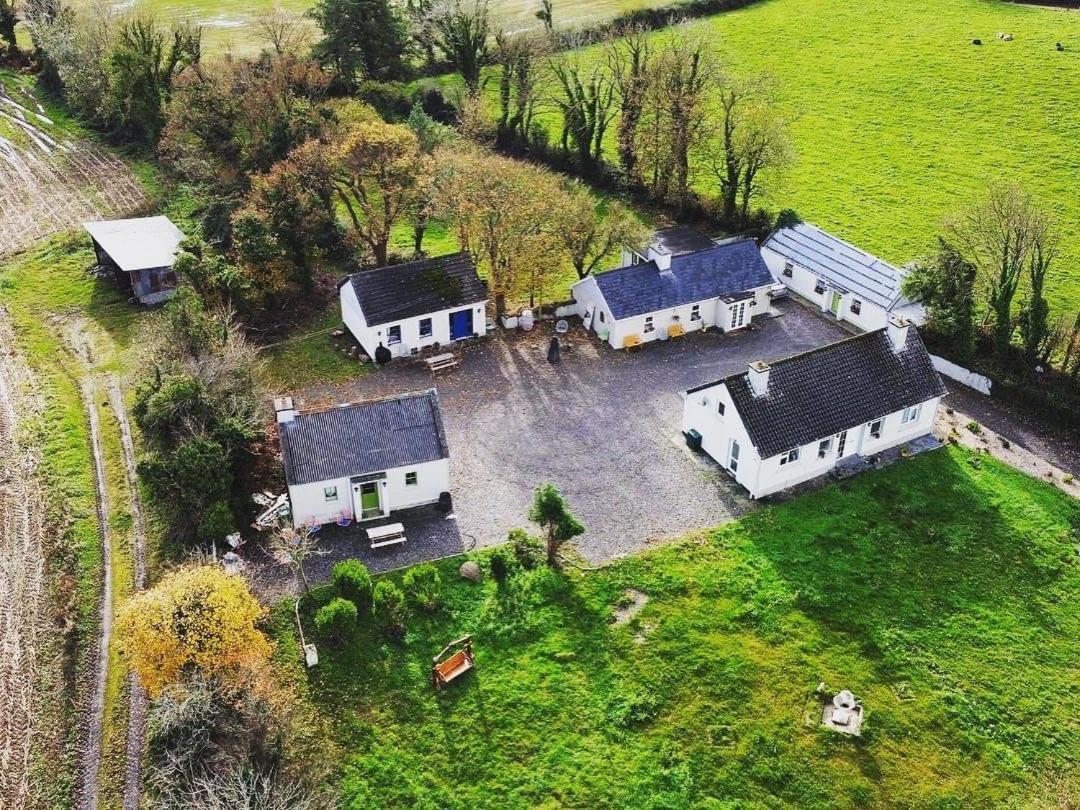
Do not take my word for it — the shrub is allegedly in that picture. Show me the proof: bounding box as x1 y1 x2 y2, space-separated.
966 420 982 434
332 560 373 613
314 597 357 644
489 548 511 586
509 528 544 570
373 580 407 636
402 564 441 612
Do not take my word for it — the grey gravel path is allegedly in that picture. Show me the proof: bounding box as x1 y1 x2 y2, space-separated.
300 301 849 564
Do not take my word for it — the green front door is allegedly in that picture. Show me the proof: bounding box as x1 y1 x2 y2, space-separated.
830 291 842 315
356 481 381 518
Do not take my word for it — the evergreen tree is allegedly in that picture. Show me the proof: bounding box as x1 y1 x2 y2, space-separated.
310 0 410 89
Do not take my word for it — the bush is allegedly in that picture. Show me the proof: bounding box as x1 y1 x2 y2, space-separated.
509 528 544 570
332 560 373 613
357 80 414 122
402 564 441 612
314 598 357 644
372 580 407 636
489 548 511 586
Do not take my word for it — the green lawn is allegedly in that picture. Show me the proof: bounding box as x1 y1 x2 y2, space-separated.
279 447 1079 807
525 0 1080 316
65 0 663 55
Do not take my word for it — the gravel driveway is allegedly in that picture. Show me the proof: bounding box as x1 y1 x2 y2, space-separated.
301 301 849 564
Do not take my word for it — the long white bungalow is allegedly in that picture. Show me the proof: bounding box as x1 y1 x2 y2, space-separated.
572 226 776 350
682 317 946 499
762 222 925 332
275 390 451 528
340 252 488 361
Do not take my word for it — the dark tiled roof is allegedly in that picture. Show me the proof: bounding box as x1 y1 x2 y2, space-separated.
594 239 773 320
345 252 487 327
279 390 449 486
764 223 904 309
701 328 946 458
652 225 717 257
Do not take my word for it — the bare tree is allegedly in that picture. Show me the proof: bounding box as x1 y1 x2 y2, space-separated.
549 48 615 172
254 4 311 56
430 0 490 92
269 523 326 594
606 24 651 186
947 185 1054 357
707 72 793 226
535 0 553 33
494 30 546 148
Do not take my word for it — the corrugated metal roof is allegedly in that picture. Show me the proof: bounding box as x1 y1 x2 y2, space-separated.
691 328 946 458
593 239 774 321
345 252 488 327
83 216 185 272
764 223 904 310
278 390 450 486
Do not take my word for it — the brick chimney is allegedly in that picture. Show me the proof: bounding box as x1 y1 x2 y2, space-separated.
748 361 770 397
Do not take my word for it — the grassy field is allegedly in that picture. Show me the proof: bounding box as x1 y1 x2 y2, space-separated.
280 447 1079 807
64 0 660 56
520 0 1080 315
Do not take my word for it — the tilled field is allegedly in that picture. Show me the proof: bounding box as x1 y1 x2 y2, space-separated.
0 310 46 809
0 81 145 257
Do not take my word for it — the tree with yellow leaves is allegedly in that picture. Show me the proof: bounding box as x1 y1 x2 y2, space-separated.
118 565 272 697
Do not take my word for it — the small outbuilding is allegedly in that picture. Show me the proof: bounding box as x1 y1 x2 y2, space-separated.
83 216 184 305
340 252 488 361
572 228 775 350
682 317 946 499
762 222 924 331
276 390 452 529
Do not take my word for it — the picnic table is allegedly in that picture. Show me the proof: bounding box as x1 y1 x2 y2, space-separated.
425 352 458 372
366 522 406 549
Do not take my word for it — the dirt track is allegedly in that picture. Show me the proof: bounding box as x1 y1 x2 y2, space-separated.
0 310 46 809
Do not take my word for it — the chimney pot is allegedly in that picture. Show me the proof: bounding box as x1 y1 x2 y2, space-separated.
748 361 770 397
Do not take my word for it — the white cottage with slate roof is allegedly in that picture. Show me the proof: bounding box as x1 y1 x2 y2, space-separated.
275 390 451 528
682 318 946 499
762 223 925 332
340 252 488 361
571 229 775 350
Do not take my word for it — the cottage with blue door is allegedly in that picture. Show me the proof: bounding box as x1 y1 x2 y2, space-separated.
340 252 489 361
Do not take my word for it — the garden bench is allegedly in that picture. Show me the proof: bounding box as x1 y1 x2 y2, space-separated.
432 635 475 690
425 352 458 373
366 522 406 549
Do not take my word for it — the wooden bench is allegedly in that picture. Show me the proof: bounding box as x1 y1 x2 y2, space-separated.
366 522 406 549
432 635 474 690
622 334 643 351
425 352 458 373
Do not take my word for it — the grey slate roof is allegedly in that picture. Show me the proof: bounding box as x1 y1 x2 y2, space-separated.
593 239 774 321
690 328 946 459
344 252 487 327
652 225 718 257
764 223 905 310
278 390 449 486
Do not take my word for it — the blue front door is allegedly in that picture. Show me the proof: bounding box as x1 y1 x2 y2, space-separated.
449 308 473 341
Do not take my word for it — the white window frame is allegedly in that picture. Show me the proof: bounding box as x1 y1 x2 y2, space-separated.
850 299 862 315
901 404 922 424
405 471 418 486
598 310 605 324
817 438 832 458
324 485 338 502
419 317 433 338
643 315 655 334
779 447 800 466
782 262 794 278
387 324 402 345
869 418 883 439
690 304 701 321
729 439 740 472
814 278 826 295
717 401 725 416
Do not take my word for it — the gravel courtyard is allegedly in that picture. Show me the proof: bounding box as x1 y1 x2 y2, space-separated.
301 301 849 564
